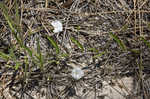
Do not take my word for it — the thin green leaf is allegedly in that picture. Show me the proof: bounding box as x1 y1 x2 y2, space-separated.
93 51 105 59
35 38 44 69
129 49 140 54
36 38 41 54
22 46 38 67
0 52 10 61
14 0 20 24
70 37 84 52
15 62 20 70
109 32 127 51
60 53 69 58
0 3 22 46
9 48 16 60
47 60 59 64
35 53 44 70
47 36 60 54
140 36 150 48
24 56 29 82
23 46 39 67
0 3 15 33
88 48 99 53
14 0 22 34
23 46 33 57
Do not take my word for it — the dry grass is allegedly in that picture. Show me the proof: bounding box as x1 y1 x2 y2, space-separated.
0 0 150 99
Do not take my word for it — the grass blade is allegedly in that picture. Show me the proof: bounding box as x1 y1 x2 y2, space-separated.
88 48 99 53
9 47 16 60
0 3 15 32
70 37 84 52
47 36 60 54
60 53 69 58
129 49 140 54
93 51 105 59
0 52 11 61
36 38 41 54
0 3 23 46
15 62 20 70
36 38 44 70
14 0 20 25
140 36 150 48
109 32 127 51
23 46 33 57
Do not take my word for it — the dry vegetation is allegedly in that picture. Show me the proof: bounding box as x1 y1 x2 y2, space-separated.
0 0 150 99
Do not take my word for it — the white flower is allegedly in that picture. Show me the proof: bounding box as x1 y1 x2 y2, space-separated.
51 20 63 33
71 67 84 80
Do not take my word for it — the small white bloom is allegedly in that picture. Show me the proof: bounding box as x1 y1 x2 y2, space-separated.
71 67 84 80
51 20 63 33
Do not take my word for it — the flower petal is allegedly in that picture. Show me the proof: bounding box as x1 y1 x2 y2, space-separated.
51 20 63 33
71 67 84 80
